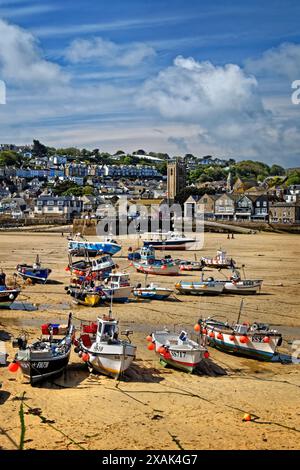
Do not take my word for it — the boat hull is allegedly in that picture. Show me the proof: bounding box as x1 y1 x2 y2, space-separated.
82 343 136 379
68 241 121 256
133 288 173 300
0 289 20 308
102 285 132 303
223 280 263 294
17 267 51 284
152 333 206 373
133 262 179 276
204 327 280 361
175 282 224 295
17 350 71 384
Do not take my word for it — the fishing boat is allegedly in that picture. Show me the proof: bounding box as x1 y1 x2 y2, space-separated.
101 273 132 303
201 250 236 269
223 269 263 294
66 254 116 280
75 313 136 379
68 233 121 257
11 313 75 384
130 246 179 276
16 255 51 284
143 231 196 250
133 282 173 300
178 260 204 271
66 283 107 307
198 311 282 361
148 329 208 372
175 275 225 295
0 285 20 308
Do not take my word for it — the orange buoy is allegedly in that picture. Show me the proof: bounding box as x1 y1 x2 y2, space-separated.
209 331 215 338
147 342 155 351
82 353 90 362
194 323 201 333
161 265 167 270
217 333 224 340
239 335 249 344
8 362 20 373
65 266 70 272
158 346 166 355
202 328 207 335
204 351 210 359
243 413 252 422
146 335 152 342
229 335 235 341
263 336 270 343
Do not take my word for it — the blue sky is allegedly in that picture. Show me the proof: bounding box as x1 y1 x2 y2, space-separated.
0 0 300 166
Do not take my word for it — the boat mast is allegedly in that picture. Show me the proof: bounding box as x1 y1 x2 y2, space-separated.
237 299 244 324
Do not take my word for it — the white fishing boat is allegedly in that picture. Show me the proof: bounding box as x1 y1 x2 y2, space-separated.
223 270 263 294
143 231 196 250
198 315 282 361
101 272 132 303
149 329 208 372
175 275 225 295
75 314 136 379
201 250 236 269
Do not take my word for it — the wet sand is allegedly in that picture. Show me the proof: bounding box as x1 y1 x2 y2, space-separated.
0 231 299 450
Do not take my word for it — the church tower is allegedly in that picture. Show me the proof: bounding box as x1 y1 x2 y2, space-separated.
167 158 186 202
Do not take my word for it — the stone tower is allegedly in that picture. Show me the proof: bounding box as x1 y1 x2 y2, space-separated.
167 158 186 202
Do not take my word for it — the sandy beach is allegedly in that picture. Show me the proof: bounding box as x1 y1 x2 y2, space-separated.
0 231 299 450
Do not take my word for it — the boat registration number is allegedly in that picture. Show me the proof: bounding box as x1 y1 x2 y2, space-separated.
251 336 263 343
32 362 49 368
171 351 186 358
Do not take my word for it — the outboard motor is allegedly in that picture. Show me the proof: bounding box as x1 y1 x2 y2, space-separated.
12 336 27 350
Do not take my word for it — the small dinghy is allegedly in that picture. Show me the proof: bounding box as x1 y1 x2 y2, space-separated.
201 250 236 269
133 282 173 300
11 313 75 384
75 313 136 379
148 329 209 373
16 255 51 284
175 275 225 295
199 317 282 361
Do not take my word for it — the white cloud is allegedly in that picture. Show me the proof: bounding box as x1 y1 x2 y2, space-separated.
137 55 266 124
65 36 156 67
245 42 300 80
0 19 68 86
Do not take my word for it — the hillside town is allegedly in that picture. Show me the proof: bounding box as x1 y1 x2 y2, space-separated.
0 141 299 227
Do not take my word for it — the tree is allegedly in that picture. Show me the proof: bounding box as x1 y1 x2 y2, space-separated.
286 171 300 186
269 164 285 176
0 150 22 167
32 140 48 158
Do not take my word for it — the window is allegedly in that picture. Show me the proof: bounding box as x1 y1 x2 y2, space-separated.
263 201 267 207
57 200 64 206
37 200 43 206
47 200 54 206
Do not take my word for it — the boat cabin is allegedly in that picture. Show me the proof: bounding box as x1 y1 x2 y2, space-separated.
97 316 119 342
108 272 131 287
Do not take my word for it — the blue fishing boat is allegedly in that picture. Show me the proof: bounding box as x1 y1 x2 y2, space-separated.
16 255 52 284
68 234 121 257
